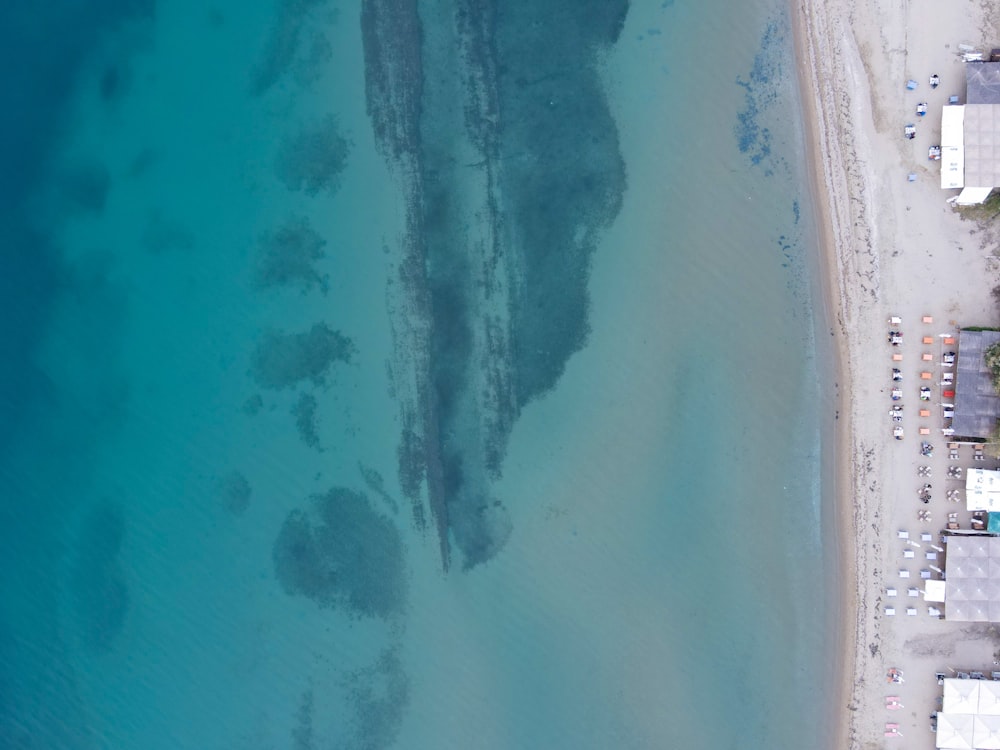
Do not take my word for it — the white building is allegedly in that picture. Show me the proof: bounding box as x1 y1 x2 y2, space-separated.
937 678 1000 748
967 469 1000 512
940 62 1000 205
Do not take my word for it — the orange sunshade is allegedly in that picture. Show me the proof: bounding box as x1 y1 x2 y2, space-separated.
920 409 931 417
893 354 903 361
919 428 931 435
944 337 955 345
922 337 934 344
922 316 934 323
921 372 932 379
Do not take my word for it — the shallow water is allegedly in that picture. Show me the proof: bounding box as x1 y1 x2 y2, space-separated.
0 0 837 747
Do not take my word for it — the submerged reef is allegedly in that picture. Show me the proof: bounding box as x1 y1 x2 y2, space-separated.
141 211 195 255
217 470 252 515
358 462 399 514
242 393 264 415
251 0 334 96
291 391 321 450
250 322 354 390
342 648 410 750
291 687 315 750
255 215 327 293
272 487 406 619
275 115 351 196
362 0 626 570
71 503 129 652
60 162 111 215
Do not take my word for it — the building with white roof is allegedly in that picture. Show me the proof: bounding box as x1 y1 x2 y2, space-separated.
940 62 1000 205
938 678 1000 748
967 469 1000 512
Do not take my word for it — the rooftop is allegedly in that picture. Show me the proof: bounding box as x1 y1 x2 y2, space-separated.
968 62 1000 104
964 105 1000 188
953 329 1000 440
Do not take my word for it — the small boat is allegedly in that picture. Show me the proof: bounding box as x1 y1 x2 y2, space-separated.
905 124 917 140
929 145 941 160
917 102 927 116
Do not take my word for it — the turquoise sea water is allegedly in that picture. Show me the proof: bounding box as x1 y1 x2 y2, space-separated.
0 0 838 748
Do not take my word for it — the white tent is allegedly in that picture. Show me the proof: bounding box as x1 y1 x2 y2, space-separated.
926 579 947 602
945 679 983 714
967 470 1000 511
981 682 1000 715
958 186 994 205
942 104 966 189
975 714 1000 749
950 601 972 620
952 537 973 558
938 712 977 749
944 533 1000 621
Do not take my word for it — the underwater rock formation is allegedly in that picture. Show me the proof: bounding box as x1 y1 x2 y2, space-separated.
272 487 406 619
250 322 354 390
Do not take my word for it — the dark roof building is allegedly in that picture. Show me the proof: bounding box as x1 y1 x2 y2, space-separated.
967 62 1000 104
953 329 1000 439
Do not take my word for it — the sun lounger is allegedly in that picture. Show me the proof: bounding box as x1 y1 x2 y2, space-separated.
908 587 919 596
887 587 897 597
927 551 937 560
898 530 909 539
921 532 932 541
904 550 915 558
899 570 910 578
886 607 896 616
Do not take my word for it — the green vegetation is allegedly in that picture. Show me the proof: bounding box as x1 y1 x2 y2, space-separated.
956 191 1000 222
986 341 1000 395
988 424 1000 459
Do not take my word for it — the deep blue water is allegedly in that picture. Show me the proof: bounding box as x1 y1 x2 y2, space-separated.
0 0 837 747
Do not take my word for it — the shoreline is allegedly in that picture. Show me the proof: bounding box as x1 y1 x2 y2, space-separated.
790 0 1000 747
788 1 861 747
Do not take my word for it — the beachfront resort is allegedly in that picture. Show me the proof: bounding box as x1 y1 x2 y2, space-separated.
850 39 1000 747
880 316 1000 748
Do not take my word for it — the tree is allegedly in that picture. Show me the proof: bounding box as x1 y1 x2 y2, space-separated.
986 341 1000 395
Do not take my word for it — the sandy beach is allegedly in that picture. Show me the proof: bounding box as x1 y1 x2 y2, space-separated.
793 0 1000 746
